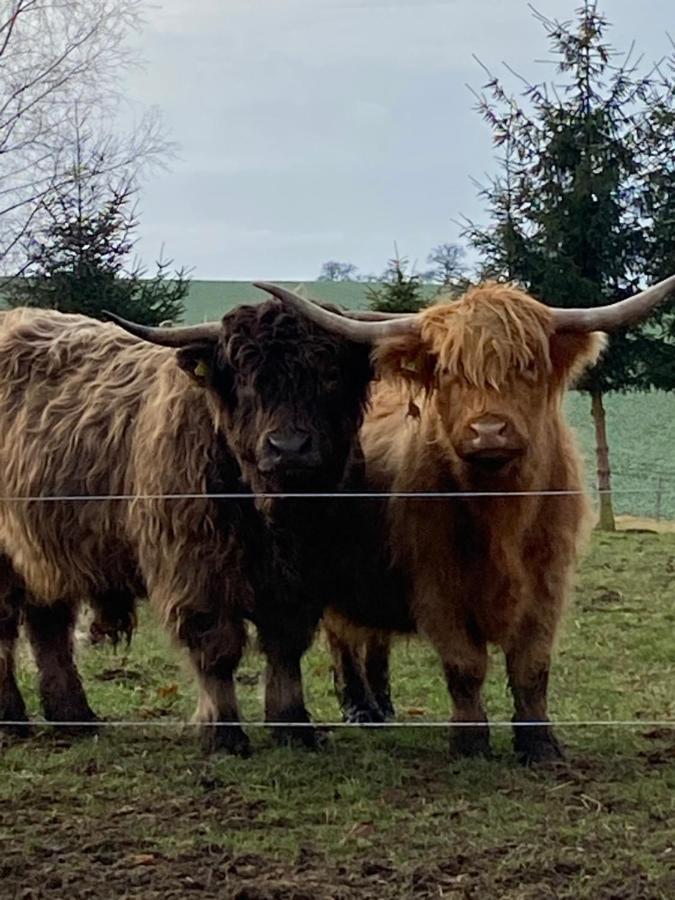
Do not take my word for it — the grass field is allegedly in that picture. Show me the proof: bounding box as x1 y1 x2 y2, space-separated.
565 391 675 521
1 531 673 899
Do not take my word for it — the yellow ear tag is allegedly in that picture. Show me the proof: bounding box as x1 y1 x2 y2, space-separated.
401 358 418 373
194 360 209 379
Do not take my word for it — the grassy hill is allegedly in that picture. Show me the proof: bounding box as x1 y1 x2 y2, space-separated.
178 280 439 322
565 391 674 520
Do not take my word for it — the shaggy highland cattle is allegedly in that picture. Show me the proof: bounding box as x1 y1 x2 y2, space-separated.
271 274 675 763
0 294 373 754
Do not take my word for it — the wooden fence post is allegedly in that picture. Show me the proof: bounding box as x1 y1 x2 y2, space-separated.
655 476 663 523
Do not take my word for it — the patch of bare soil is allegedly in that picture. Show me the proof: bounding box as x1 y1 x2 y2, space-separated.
1 841 669 900
1 742 672 899
1 804 671 900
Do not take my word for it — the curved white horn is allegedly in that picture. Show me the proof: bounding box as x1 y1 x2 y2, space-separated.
253 282 420 343
552 274 675 332
104 312 220 346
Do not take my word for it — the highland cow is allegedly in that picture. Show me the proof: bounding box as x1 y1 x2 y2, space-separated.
274 274 675 763
0 292 372 754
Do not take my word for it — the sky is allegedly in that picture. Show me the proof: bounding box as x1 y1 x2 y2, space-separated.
122 0 673 280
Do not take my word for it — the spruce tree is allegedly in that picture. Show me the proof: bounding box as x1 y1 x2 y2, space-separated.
367 248 428 314
9 179 188 326
465 2 675 529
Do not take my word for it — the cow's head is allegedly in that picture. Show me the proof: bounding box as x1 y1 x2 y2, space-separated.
106 293 373 494
265 275 675 482
372 283 606 480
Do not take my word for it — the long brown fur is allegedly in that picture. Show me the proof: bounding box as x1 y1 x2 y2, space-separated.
0 304 373 752
324 282 604 761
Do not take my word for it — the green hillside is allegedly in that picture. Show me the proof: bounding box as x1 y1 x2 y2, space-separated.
565 390 675 520
179 280 439 323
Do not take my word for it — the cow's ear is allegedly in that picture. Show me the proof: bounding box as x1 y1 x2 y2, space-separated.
549 332 607 386
176 342 218 386
372 333 435 389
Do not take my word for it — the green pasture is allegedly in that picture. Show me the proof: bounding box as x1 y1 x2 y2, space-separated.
1 532 673 898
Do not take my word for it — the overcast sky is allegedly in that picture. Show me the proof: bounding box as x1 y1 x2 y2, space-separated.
123 0 673 280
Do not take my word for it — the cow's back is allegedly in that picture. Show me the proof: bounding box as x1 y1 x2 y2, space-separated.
0 308 222 601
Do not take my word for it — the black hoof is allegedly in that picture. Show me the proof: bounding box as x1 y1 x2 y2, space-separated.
0 693 30 739
42 700 99 737
0 719 32 741
343 704 385 725
202 724 252 757
450 724 491 759
375 698 396 722
514 727 565 766
271 724 318 750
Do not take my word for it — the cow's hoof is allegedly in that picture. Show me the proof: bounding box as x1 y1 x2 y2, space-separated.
0 694 30 739
450 724 491 759
375 698 396 722
271 724 318 750
344 705 385 725
43 701 99 737
203 725 252 757
0 718 32 741
515 728 565 766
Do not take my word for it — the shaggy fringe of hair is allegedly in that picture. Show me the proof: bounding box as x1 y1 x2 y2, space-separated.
420 282 554 390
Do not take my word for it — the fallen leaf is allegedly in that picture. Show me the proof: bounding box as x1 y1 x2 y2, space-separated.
157 683 178 699
129 854 157 867
345 821 375 841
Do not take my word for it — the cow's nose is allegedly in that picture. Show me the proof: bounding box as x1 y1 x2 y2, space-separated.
458 415 525 463
469 416 508 446
266 429 313 460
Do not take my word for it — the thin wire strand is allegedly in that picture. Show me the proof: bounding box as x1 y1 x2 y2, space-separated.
0 488 673 502
2 719 673 728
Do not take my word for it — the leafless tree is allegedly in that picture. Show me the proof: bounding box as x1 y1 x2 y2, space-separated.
0 0 170 273
317 260 360 282
422 242 466 287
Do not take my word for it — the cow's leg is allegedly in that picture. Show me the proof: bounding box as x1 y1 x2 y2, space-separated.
364 632 395 721
443 651 490 758
88 589 137 647
257 612 318 748
181 612 250 757
418 611 489 757
326 627 383 724
0 583 29 737
505 616 564 765
24 599 97 729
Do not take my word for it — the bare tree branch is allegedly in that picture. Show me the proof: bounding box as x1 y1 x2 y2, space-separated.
0 0 168 271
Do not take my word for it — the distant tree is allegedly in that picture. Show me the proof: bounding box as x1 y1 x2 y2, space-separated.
317 260 360 281
423 242 467 291
367 247 428 313
464 2 675 531
8 176 188 326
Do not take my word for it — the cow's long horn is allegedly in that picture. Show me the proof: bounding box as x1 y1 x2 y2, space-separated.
340 309 417 321
253 282 420 342
104 312 220 346
552 274 675 333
